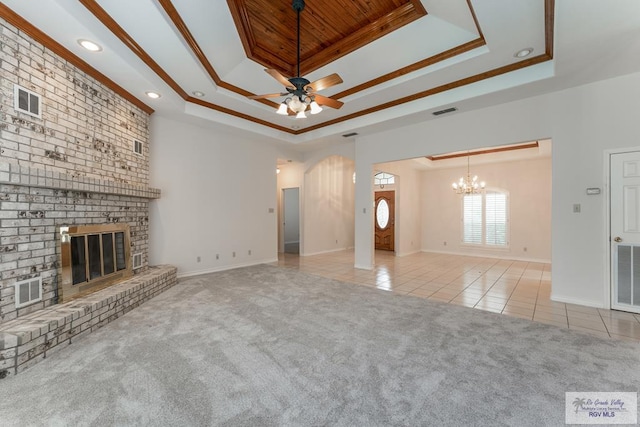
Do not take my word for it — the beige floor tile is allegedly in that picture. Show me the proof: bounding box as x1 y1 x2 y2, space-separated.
569 326 611 339
433 287 461 297
533 317 568 328
503 303 534 314
598 309 639 321
459 289 486 298
503 311 533 320
478 294 508 304
451 299 479 308
504 300 536 310
534 299 565 308
275 250 640 343
566 303 600 315
533 311 567 324
475 300 507 311
507 293 537 303
602 319 640 336
533 304 566 315
484 290 513 300
409 288 435 297
428 294 455 303
568 318 608 332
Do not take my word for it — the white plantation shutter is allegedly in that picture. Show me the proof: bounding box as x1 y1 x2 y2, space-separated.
485 192 507 246
463 194 482 244
462 190 508 247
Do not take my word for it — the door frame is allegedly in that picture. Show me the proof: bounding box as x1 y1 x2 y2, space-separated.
281 187 300 254
604 146 640 311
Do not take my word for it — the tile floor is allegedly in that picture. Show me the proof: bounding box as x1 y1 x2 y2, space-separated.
273 250 640 342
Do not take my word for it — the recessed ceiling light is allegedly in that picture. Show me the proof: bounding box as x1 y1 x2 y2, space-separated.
145 91 161 99
514 48 534 58
78 39 102 52
192 91 205 97
291 125 300 130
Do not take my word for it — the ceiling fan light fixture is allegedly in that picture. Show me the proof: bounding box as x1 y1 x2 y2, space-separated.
252 0 344 117
310 100 322 114
276 102 289 115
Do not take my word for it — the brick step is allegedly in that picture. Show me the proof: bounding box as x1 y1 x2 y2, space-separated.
0 265 177 379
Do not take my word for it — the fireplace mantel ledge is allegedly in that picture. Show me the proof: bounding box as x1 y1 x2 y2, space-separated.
0 162 160 199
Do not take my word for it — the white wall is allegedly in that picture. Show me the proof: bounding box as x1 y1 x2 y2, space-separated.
149 116 294 277
303 155 356 255
374 160 423 256
354 71 640 308
422 157 551 262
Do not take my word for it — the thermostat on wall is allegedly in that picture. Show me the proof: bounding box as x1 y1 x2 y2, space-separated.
586 188 601 195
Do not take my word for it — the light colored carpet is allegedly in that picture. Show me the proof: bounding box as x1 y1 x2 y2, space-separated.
0 265 638 426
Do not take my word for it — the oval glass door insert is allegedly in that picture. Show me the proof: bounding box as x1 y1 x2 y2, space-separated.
376 199 390 228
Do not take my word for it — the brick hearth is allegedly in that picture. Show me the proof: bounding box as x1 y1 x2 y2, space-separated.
0 265 177 378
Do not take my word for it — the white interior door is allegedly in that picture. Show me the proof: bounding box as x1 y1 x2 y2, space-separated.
611 151 640 313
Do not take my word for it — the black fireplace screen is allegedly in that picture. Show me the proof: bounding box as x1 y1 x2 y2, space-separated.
60 224 132 303
70 231 127 285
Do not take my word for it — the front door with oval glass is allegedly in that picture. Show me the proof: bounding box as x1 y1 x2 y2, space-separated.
375 191 395 251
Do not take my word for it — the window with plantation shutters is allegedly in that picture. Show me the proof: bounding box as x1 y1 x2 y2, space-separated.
485 192 507 245
462 190 508 247
463 194 482 244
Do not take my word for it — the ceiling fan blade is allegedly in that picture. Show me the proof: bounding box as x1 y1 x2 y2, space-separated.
312 94 344 110
265 69 294 88
248 93 286 100
305 73 343 92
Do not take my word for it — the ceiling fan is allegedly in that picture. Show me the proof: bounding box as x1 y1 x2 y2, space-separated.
248 0 344 118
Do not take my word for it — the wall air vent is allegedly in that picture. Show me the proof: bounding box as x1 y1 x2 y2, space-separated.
133 140 143 156
342 132 358 137
432 107 458 116
132 252 143 270
14 277 42 309
14 84 42 119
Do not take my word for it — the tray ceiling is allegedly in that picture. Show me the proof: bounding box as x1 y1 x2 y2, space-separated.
3 1 639 146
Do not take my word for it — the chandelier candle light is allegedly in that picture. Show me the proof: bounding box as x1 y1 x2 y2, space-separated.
452 154 485 194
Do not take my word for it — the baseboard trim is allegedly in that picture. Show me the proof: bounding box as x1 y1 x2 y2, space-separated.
177 258 279 279
420 249 551 264
550 294 605 309
302 247 351 257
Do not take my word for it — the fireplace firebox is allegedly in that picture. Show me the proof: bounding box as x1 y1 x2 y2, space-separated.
59 224 133 302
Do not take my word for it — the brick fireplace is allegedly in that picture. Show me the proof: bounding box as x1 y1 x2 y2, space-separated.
0 14 180 378
0 18 171 324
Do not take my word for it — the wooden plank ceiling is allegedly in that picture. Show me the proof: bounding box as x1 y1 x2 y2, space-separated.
227 0 427 77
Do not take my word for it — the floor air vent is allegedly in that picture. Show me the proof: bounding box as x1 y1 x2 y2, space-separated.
14 277 42 308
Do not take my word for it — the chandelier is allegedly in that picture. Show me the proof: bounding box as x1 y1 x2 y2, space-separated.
452 154 485 194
